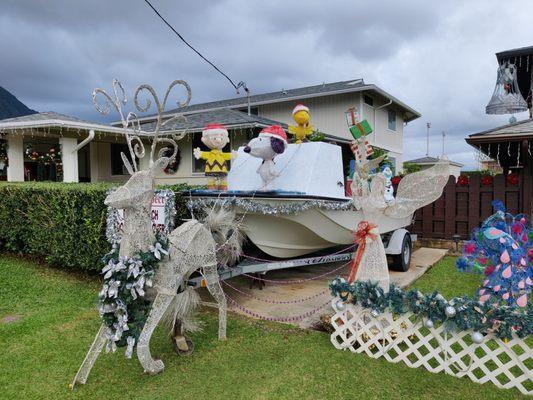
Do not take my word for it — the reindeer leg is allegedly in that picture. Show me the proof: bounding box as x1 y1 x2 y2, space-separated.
203 263 227 340
71 324 108 389
137 293 174 374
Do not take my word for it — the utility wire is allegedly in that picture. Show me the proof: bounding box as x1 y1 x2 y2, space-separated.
143 0 247 93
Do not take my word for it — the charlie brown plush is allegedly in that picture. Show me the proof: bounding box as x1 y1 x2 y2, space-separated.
193 123 237 190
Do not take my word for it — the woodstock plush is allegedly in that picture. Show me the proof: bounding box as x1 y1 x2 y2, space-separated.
243 125 288 189
193 123 237 190
288 104 313 143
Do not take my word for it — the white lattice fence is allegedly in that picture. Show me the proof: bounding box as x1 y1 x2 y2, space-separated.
330 299 533 395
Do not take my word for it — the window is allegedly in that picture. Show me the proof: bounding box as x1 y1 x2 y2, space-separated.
110 143 135 175
387 109 397 131
363 95 374 106
192 133 231 173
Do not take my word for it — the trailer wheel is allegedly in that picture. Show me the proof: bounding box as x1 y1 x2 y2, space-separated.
390 234 412 272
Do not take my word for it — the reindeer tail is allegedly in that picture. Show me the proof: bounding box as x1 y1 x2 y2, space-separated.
162 289 202 336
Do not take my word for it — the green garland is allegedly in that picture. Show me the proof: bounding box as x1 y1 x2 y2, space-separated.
98 237 169 355
330 278 532 340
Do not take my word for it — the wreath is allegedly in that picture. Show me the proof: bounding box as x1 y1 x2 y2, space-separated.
162 147 181 175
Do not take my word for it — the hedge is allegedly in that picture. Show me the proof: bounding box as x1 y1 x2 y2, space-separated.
0 182 192 272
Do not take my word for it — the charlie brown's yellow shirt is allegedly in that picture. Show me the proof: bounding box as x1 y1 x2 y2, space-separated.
199 149 231 173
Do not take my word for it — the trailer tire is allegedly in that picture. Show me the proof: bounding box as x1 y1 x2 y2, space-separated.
390 234 412 272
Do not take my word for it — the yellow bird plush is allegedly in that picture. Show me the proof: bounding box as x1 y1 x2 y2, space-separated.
288 103 314 143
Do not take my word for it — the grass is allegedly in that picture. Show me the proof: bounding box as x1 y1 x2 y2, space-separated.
0 254 529 400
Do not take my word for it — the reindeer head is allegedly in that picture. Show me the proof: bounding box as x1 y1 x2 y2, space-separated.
94 79 192 211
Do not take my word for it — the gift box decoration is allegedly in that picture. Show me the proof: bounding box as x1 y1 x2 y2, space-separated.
349 119 373 140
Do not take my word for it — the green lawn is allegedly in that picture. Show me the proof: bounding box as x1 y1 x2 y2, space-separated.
0 255 528 400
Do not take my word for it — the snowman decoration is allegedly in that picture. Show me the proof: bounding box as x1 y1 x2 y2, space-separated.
381 164 395 203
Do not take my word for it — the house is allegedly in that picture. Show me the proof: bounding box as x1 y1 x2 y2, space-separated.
0 79 420 184
404 156 463 178
134 79 420 178
465 118 533 216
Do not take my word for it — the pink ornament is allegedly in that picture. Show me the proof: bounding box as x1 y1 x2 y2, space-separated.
516 294 528 308
502 292 510 300
500 250 510 264
502 265 512 278
512 243 518 250
479 294 490 303
479 289 485 295
493 285 501 292
526 277 533 286
518 280 525 289
499 237 506 244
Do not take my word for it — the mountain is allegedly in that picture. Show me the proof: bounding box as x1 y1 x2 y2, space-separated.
0 86 37 120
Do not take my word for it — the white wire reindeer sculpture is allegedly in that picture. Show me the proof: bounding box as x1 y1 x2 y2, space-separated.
72 80 243 388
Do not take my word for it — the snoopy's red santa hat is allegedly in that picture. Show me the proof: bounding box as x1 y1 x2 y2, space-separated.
292 103 309 115
259 125 288 143
202 123 228 136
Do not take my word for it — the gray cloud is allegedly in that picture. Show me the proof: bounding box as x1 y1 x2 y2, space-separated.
1 0 532 168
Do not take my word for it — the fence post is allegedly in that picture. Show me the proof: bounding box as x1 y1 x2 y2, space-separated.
444 176 456 239
468 175 480 233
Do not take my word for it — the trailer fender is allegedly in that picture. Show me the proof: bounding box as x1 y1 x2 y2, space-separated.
384 228 410 255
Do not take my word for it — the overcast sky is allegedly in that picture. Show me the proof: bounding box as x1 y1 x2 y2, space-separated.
2 0 532 169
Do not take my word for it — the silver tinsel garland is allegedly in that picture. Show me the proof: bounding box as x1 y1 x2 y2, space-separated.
187 196 356 216
106 189 176 245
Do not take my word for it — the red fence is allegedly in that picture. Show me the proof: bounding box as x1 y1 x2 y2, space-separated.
411 173 532 239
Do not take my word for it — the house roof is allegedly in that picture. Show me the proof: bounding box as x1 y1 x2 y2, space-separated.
0 111 127 134
130 79 421 124
140 108 351 143
405 156 463 167
496 45 533 63
467 118 533 143
140 108 283 132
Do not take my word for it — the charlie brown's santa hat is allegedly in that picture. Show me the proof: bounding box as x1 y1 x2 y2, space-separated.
259 125 288 144
202 123 228 137
292 103 309 115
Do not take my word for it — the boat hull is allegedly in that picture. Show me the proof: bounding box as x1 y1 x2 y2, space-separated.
190 194 413 258
238 205 412 258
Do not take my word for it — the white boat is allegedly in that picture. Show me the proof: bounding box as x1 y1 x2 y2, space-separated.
188 142 415 267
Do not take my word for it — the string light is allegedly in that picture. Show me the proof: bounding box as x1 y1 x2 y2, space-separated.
497 143 500 165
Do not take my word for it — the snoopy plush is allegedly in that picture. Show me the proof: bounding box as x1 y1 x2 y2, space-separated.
243 125 288 189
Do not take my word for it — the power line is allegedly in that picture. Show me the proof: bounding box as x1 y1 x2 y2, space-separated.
143 0 246 94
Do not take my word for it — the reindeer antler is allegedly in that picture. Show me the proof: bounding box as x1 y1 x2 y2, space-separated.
134 80 191 168
92 79 192 174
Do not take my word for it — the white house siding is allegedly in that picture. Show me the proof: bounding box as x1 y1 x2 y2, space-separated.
87 131 248 186
258 92 405 173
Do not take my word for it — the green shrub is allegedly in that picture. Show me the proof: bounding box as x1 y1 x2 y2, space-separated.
0 182 192 272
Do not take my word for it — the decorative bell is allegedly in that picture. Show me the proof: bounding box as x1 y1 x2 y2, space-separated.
486 62 528 115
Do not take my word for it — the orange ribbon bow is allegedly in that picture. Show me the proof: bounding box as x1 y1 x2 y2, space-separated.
348 221 378 284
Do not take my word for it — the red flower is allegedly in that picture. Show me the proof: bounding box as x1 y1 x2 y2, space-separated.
506 173 519 185
457 175 469 186
511 222 523 235
464 242 476 254
484 264 495 276
481 175 493 186
391 176 401 186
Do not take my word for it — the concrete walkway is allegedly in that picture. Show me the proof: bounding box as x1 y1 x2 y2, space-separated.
203 247 448 329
